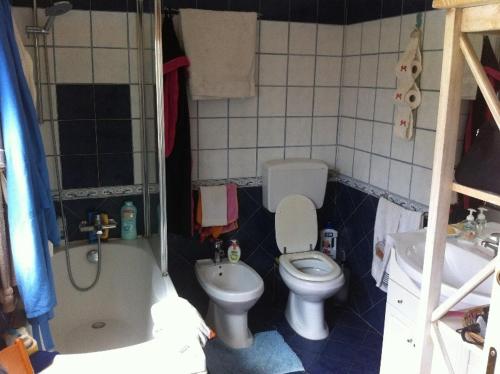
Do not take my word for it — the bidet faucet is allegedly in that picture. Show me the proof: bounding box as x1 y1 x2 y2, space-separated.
214 239 224 264
79 215 117 236
481 233 500 257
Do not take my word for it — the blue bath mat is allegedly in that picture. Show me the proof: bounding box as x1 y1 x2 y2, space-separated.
205 330 304 374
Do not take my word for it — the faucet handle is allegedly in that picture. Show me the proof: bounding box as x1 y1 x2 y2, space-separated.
489 233 500 243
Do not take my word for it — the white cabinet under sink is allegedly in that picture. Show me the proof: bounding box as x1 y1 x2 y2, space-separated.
380 249 483 374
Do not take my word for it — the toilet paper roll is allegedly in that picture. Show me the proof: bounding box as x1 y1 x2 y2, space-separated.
404 86 421 109
394 106 414 141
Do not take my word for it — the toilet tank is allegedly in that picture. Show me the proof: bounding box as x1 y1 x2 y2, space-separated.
262 159 328 212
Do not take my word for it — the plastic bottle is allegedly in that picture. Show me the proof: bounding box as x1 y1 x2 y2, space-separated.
227 239 241 263
463 208 477 241
320 222 338 260
121 201 137 240
476 207 488 236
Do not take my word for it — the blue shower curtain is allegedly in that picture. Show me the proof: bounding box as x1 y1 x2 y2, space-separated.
0 0 60 350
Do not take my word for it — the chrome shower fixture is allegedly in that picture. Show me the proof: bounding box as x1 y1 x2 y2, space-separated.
26 1 73 35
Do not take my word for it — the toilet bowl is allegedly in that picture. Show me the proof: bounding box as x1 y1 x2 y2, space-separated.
195 258 264 349
275 194 345 340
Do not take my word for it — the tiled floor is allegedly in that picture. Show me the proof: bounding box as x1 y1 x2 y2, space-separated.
246 302 383 374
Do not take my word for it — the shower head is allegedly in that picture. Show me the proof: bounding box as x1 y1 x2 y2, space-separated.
43 1 73 31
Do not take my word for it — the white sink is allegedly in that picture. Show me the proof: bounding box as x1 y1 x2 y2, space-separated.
390 222 500 310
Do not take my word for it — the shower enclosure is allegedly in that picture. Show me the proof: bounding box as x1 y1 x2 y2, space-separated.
23 0 168 279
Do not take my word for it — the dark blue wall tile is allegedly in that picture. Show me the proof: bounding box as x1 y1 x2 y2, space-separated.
57 85 94 120
59 120 97 155
94 85 131 119
402 0 426 14
98 153 134 186
196 0 229 11
229 0 260 12
96 120 133 154
162 0 197 9
347 0 381 24
91 0 129 12
381 0 403 18
318 0 345 24
61 155 98 189
290 0 318 23
261 0 290 21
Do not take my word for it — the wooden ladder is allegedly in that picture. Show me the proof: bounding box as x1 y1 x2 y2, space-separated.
415 1 500 373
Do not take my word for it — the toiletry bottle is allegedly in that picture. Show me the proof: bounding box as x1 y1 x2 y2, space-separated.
100 212 109 241
463 208 477 241
227 239 241 263
121 201 137 240
87 211 98 243
320 222 338 260
476 207 488 236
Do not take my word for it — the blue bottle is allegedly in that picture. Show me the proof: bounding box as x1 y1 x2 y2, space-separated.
121 201 137 240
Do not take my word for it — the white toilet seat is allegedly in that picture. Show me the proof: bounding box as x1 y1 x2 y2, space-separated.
279 251 342 282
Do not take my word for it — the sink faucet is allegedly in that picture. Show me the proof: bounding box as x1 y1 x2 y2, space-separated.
481 233 500 257
214 239 225 264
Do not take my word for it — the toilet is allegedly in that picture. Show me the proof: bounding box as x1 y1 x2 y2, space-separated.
263 159 345 340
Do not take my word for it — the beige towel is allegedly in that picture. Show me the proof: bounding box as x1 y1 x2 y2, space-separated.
200 185 228 227
179 9 257 100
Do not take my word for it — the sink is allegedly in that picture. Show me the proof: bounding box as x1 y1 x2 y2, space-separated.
390 222 500 310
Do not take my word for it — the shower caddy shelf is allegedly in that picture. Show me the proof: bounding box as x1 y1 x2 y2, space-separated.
414 1 500 373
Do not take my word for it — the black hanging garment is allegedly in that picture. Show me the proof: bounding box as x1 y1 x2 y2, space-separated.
163 16 192 236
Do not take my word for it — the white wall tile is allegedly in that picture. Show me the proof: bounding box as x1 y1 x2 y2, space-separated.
344 24 362 55
377 53 397 88
372 122 392 156
190 119 198 149
259 54 288 85
92 11 128 48
198 118 227 149
229 97 258 117
391 129 414 162
420 51 443 90
188 97 198 118
144 85 155 119
260 21 288 54
361 20 380 54
41 85 58 121
413 129 435 168
229 118 257 148
355 120 373 152
286 118 312 146
288 56 315 86
191 150 199 180
312 117 337 145
423 10 445 50
258 118 285 147
46 156 60 190
257 148 284 176
353 150 370 182
369 155 389 189
312 146 336 168
341 56 360 86
199 150 227 179
380 17 401 53
289 22 316 55
317 24 343 56
336 146 354 177
41 121 59 156
229 149 256 178
315 57 341 86
93 49 129 83
339 87 357 117
198 100 228 118
12 7 42 46
389 160 412 197
314 87 340 116
410 166 432 205
285 146 311 159
338 117 355 147
259 87 286 116
54 10 91 46
287 87 314 116
128 13 153 50
55 48 92 83
374 89 395 123
359 55 378 87
131 119 142 153
356 88 376 120
400 14 425 52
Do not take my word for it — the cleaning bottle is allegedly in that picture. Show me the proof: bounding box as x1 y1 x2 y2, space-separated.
227 239 241 263
320 222 338 260
476 207 488 236
121 201 137 240
463 208 477 241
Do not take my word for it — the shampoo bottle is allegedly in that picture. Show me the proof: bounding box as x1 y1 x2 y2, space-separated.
227 239 241 263
476 207 488 236
463 208 477 241
320 222 338 260
121 201 137 240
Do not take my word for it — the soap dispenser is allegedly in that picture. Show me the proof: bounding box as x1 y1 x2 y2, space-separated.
463 208 477 241
476 207 488 236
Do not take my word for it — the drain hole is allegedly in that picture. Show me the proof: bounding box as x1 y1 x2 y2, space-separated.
91 321 106 329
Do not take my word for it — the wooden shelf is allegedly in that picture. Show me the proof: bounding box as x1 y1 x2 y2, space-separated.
452 182 500 207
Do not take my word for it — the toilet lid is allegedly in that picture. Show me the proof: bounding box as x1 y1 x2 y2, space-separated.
275 195 318 254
